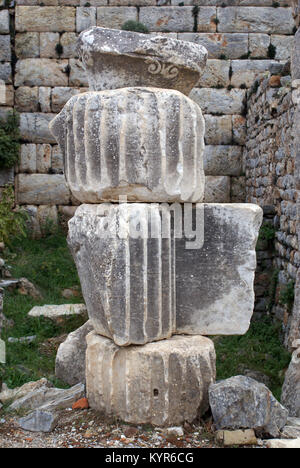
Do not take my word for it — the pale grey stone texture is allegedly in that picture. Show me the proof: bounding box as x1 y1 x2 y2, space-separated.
20 113 57 143
16 174 70 205
86 332 216 426
197 59 230 87
231 60 277 88
204 176 231 203
204 145 242 176
204 115 232 145
19 410 58 433
0 36 11 62
15 59 69 87
50 88 205 203
15 33 39 59
76 7 96 33
68 204 176 346
55 321 93 386
0 10 9 34
178 33 248 59
190 88 246 115
176 204 262 336
77 27 207 95
218 7 295 34
96 6 137 29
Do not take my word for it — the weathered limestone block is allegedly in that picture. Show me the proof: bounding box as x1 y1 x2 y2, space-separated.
51 87 86 113
139 6 216 33
176 204 262 335
179 33 248 60
204 176 230 203
69 58 89 87
0 10 9 34
36 144 51 173
232 115 246 145
15 59 68 87
38 87 51 113
218 7 295 34
76 7 96 33
281 340 300 417
204 145 242 176
60 32 77 59
50 88 205 203
77 27 207 95
15 87 38 112
15 33 39 59
249 33 270 58
16 174 70 205
15 6 76 32
68 204 176 346
231 60 277 88
271 35 294 61
197 59 230 88
190 88 246 115
292 28 300 80
0 36 11 62
96 6 137 30
209 376 288 437
55 320 93 386
40 32 59 58
0 63 11 84
20 113 57 144
204 115 232 145
19 144 37 173
231 176 246 203
86 331 216 426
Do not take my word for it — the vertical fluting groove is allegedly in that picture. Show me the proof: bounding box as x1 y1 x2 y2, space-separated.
99 96 109 190
119 91 128 184
177 94 184 196
159 95 167 195
124 210 131 344
85 94 101 189
73 95 88 192
158 220 163 340
143 227 148 342
66 100 77 191
195 104 205 201
189 99 198 201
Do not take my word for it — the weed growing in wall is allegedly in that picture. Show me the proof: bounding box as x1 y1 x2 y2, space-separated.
0 111 20 170
279 281 295 313
121 21 149 34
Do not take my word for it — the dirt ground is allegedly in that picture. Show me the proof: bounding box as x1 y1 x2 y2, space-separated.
0 408 265 449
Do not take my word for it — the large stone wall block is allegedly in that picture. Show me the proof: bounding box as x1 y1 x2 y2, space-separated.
86 331 216 426
0 9 9 34
179 33 248 60
204 145 243 176
218 7 295 34
139 6 216 33
15 6 76 32
68 204 176 346
16 174 70 205
15 59 69 87
190 88 246 115
50 88 205 203
77 27 207 95
231 60 277 88
96 7 137 30
204 176 230 203
176 203 263 335
20 113 57 144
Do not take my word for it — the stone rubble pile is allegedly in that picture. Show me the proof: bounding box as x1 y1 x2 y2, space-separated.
50 26 262 426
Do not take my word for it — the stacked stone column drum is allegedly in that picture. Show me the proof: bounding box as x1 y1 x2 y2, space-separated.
50 27 263 426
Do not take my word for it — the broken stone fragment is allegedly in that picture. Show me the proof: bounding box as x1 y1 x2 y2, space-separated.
8 383 85 412
176 203 263 336
28 303 87 319
209 375 288 438
86 331 216 427
216 429 257 447
55 320 93 386
68 204 175 346
0 378 53 404
266 438 300 449
50 87 205 203
18 410 58 433
77 27 207 95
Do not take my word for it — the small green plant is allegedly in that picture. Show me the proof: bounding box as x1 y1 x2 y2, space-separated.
240 83 247 89
229 65 233 79
268 43 277 59
267 268 279 312
213 17 219 25
0 185 28 246
258 223 276 242
192 5 199 32
279 281 295 312
0 111 20 170
219 54 227 60
272 1 280 7
121 20 149 34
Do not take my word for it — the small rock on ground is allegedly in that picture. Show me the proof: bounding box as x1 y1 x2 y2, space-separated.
18 410 58 433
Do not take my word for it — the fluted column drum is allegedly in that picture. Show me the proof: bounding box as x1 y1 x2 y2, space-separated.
50 87 205 203
67 203 176 346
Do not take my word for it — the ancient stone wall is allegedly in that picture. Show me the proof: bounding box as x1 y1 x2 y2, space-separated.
0 1 298 232
244 69 300 346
